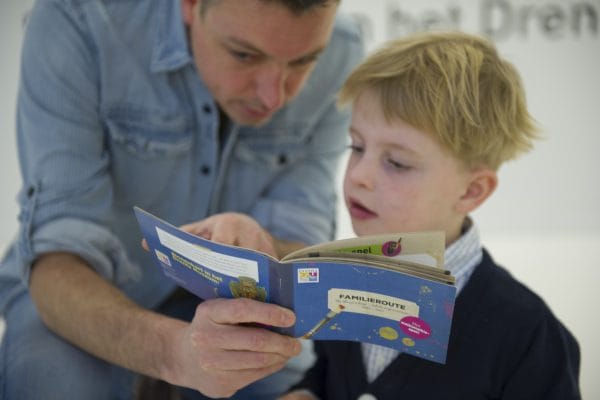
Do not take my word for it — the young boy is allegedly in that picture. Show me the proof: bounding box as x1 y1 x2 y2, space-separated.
279 31 581 399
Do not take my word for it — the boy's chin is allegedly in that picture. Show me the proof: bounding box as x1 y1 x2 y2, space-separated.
352 221 386 237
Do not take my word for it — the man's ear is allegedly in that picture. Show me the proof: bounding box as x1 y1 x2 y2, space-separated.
455 167 498 214
181 0 198 26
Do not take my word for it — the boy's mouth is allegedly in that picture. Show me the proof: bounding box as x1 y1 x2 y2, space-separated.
348 198 377 220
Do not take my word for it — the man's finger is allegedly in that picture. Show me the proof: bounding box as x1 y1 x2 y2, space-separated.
180 221 211 238
193 340 292 371
198 298 296 328
192 321 301 359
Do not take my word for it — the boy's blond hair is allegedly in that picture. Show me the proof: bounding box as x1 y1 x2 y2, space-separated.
338 31 538 170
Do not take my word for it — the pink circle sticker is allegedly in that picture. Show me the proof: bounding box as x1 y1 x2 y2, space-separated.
399 316 431 339
381 239 402 257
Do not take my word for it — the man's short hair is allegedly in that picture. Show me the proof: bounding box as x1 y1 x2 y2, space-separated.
200 0 340 17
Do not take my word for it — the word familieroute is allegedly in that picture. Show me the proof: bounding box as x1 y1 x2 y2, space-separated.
353 0 599 42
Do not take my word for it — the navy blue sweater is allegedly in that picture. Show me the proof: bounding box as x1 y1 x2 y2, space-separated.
289 249 581 399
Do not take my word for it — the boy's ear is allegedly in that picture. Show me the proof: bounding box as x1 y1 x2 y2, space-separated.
456 167 498 214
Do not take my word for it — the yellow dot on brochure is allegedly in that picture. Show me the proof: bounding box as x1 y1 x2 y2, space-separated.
378 326 398 341
402 337 415 347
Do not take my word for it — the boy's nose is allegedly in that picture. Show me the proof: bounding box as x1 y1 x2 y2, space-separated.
348 157 376 191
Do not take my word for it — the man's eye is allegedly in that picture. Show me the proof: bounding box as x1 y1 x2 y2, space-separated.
230 50 254 62
290 55 319 68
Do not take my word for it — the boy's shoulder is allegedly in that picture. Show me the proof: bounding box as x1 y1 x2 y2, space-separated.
460 248 569 335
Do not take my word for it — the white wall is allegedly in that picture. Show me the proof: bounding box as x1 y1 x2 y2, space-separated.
0 0 31 249
1 0 598 398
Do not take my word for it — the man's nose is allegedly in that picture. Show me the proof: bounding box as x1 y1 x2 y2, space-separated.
256 63 286 111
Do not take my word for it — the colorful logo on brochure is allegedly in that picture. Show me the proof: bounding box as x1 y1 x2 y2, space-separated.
298 268 319 283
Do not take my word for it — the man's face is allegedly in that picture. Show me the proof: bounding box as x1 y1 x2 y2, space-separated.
182 0 338 126
343 89 478 245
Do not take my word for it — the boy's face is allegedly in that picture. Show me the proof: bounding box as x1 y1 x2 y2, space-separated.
182 0 337 126
343 90 478 244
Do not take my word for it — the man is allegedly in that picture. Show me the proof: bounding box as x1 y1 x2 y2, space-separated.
0 0 363 398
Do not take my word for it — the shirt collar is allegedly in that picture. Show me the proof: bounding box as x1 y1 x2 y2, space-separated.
445 217 483 294
150 0 193 73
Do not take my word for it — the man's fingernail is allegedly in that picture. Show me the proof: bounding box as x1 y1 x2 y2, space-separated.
292 339 302 354
282 310 295 326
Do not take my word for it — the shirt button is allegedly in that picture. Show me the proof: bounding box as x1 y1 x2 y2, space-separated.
357 394 377 400
200 165 211 175
202 104 212 114
26 186 35 197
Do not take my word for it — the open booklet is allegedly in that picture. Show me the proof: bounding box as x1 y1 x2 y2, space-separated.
135 207 456 364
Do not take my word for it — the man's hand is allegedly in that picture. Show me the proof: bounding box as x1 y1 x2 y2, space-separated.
180 212 278 257
165 298 302 398
139 212 308 396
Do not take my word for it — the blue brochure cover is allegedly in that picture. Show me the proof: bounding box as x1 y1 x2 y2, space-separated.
134 207 457 364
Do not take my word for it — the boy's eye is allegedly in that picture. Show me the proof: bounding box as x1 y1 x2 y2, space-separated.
387 158 410 171
348 144 364 153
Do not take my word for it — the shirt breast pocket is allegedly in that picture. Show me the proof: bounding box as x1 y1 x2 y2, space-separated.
222 132 308 211
104 109 195 207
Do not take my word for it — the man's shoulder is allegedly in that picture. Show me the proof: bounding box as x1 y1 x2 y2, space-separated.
325 12 365 64
39 0 147 6
30 0 158 25
33 0 159 17
331 13 363 45
34 0 121 8
295 12 364 101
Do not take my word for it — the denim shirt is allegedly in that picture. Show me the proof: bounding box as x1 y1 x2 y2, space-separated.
1 0 364 310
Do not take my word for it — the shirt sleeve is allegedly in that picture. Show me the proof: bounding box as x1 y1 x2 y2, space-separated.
13 1 133 285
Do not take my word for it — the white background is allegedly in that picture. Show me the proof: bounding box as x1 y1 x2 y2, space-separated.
1 0 599 398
